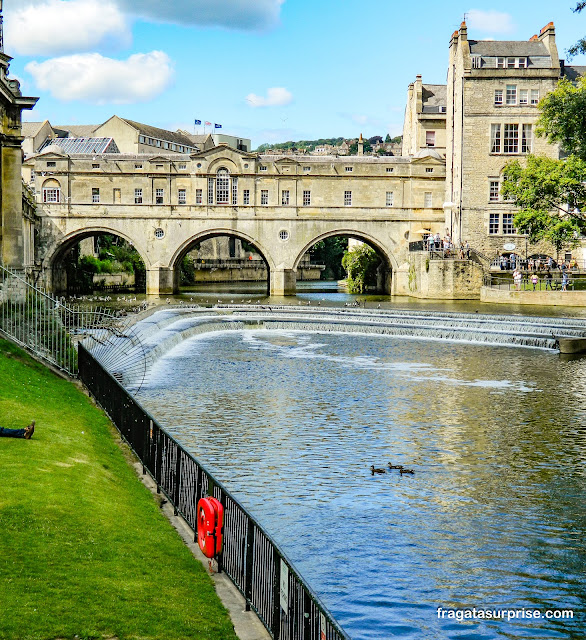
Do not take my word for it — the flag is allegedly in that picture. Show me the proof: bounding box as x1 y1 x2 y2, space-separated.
205 121 212 126
214 123 222 129
194 119 201 125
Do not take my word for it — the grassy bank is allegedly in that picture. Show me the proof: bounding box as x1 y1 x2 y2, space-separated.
0 338 238 640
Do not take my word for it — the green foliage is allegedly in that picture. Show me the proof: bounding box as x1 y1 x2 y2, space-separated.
255 137 345 152
385 133 392 143
180 255 196 285
0 340 238 640
310 236 348 280
536 76 586 159
341 243 380 293
568 2 586 57
348 140 373 155
502 155 586 251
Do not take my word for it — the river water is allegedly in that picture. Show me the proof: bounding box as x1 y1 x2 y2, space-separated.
136 327 586 640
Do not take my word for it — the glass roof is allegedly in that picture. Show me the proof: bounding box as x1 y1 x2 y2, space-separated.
40 137 120 154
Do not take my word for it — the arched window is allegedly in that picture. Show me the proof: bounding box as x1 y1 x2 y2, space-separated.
216 168 229 204
42 178 61 203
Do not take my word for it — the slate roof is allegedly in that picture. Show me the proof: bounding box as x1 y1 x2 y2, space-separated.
54 124 99 137
422 84 446 110
563 65 586 81
468 40 551 58
21 122 47 137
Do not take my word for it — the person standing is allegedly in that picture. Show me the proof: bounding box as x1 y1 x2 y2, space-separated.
545 269 553 290
562 271 569 291
513 268 522 291
531 273 539 290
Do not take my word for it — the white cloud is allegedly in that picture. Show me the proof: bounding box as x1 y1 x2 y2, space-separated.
25 51 174 104
466 9 515 34
117 0 284 31
5 0 131 56
246 87 293 107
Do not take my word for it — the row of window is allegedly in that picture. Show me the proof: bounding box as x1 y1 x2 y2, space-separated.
138 135 196 154
490 123 532 154
43 186 428 208
472 56 529 69
494 86 539 106
489 213 516 235
258 165 397 174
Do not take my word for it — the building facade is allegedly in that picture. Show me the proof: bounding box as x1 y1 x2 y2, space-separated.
0 50 38 269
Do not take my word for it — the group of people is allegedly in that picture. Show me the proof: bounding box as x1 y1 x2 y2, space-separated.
426 233 471 259
499 254 579 273
512 269 570 291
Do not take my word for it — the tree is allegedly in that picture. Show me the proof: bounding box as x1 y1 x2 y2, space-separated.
500 56 586 252
535 76 586 159
568 2 586 57
341 244 380 293
309 236 348 280
368 136 383 144
502 155 586 251
385 133 392 143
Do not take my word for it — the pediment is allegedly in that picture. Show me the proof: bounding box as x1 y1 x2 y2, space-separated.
189 144 255 161
274 157 298 165
148 155 172 162
410 155 445 165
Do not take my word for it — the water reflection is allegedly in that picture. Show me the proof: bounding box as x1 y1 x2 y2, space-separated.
137 330 586 640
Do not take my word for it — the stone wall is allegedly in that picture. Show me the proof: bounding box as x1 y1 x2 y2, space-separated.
407 252 484 299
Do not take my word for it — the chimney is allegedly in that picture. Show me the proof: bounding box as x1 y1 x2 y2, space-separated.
358 133 364 156
529 34 538 41
537 21 559 69
459 20 467 41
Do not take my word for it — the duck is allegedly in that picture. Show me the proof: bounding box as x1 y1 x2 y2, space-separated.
399 468 415 475
370 465 386 475
388 462 404 470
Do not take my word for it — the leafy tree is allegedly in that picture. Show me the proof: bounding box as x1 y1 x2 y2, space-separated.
341 244 380 293
309 236 348 279
385 133 392 143
502 155 586 251
348 140 372 155
568 2 586 57
368 136 383 144
535 76 586 159
390 135 402 144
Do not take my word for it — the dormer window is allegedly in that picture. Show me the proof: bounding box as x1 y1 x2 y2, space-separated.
471 56 482 68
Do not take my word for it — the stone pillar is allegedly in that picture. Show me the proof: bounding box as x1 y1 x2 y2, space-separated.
270 269 297 296
146 266 174 296
1 141 26 268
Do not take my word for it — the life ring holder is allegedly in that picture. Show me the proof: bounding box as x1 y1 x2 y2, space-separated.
197 497 224 558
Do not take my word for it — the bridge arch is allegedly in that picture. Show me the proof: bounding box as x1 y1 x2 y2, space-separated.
293 229 398 294
44 226 150 294
169 228 277 295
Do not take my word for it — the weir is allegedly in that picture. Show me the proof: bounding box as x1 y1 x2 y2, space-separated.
82 305 586 390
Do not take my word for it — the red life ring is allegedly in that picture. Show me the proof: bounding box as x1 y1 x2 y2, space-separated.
197 497 224 558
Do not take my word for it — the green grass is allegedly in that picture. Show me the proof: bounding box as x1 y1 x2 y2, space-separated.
0 339 238 640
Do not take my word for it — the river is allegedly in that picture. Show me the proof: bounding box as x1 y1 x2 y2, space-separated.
135 326 586 640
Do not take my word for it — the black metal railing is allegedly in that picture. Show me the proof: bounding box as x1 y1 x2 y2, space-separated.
484 275 586 291
78 344 350 640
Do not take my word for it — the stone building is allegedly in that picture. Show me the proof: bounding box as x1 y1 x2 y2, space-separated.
445 20 584 257
402 76 447 157
0 49 38 269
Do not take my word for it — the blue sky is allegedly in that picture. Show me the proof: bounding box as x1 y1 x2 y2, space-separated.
7 0 586 149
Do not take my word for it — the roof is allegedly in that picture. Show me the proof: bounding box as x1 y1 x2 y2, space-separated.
468 40 550 58
22 121 48 137
422 84 446 109
563 65 586 81
121 118 198 147
39 137 120 154
258 154 413 164
54 124 99 138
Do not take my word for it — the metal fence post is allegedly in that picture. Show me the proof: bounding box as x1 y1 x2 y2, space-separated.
244 519 254 611
155 426 162 493
173 448 181 516
272 547 282 640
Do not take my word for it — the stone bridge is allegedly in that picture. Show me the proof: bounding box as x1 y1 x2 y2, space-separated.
26 146 446 295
